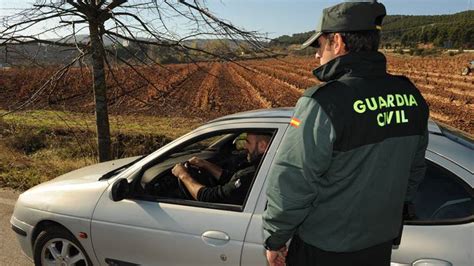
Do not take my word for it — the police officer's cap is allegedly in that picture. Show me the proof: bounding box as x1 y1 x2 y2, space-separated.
301 1 386 49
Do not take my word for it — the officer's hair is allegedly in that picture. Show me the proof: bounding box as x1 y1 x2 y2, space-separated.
327 30 381 52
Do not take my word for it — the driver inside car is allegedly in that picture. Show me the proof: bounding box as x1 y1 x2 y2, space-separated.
171 133 272 205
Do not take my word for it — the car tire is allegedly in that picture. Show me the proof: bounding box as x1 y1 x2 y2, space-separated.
33 225 92 266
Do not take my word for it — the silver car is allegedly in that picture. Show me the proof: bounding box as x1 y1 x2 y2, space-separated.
10 108 474 266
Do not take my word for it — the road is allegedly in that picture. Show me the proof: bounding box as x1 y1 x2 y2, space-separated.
0 188 33 266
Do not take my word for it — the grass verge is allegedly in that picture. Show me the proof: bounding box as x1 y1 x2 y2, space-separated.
0 110 201 190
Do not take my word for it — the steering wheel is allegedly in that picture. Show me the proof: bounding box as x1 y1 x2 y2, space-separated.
177 161 219 200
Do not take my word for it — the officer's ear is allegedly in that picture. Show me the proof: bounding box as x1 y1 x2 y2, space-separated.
333 33 347 56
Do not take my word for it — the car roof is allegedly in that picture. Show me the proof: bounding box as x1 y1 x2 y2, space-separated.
209 107 294 123
211 108 473 174
428 122 473 175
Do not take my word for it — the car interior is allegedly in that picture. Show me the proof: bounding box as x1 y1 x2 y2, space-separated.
128 129 276 207
411 161 473 222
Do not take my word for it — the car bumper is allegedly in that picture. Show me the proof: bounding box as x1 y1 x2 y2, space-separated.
10 216 34 261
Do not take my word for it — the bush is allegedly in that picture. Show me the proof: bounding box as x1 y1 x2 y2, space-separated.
0 117 8 137
409 48 424 56
5 129 47 154
111 133 172 158
394 48 404 55
420 48 442 57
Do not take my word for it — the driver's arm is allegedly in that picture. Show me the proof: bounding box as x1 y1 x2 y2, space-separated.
188 157 223 179
172 164 204 200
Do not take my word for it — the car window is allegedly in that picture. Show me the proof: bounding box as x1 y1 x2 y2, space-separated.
410 161 473 222
133 129 277 211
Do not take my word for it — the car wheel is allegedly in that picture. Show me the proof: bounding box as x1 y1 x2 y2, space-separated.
33 225 92 266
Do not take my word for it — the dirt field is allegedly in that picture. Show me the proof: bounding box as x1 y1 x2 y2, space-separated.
1 53 473 135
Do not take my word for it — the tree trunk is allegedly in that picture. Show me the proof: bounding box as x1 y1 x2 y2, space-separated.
88 21 111 162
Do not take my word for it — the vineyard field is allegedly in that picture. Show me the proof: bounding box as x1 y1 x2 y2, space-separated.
1 53 472 135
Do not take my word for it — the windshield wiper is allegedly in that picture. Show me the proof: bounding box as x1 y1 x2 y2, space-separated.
99 156 146 181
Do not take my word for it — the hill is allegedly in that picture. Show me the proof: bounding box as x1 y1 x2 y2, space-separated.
0 37 258 66
270 11 474 48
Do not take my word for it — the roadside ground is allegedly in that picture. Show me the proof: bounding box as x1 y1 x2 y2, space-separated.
0 188 33 266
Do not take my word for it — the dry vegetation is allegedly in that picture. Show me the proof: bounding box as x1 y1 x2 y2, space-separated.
0 52 473 189
1 53 472 134
0 111 200 190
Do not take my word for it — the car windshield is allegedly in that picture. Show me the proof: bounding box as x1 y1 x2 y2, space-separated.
99 155 146 180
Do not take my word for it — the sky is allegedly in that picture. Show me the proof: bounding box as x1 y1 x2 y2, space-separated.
0 0 472 38
206 0 472 37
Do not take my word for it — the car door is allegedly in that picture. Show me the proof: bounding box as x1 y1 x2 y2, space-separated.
391 150 473 266
241 125 291 266
244 149 473 266
90 122 287 266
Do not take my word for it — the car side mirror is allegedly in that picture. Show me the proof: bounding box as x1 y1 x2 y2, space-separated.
111 178 130 202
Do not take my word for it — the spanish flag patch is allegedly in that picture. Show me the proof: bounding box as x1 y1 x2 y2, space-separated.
290 117 301 128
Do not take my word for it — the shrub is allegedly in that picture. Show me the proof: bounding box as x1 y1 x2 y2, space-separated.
409 48 424 56
420 48 442 57
5 129 47 154
394 48 404 55
111 133 172 158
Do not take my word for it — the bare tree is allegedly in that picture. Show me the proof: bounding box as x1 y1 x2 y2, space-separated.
0 0 265 162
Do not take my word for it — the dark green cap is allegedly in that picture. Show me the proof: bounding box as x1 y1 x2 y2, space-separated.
301 1 386 49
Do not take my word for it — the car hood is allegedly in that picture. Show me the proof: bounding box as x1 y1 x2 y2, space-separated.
51 156 141 183
14 157 140 221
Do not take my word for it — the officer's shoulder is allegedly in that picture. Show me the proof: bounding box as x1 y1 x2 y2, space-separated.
391 74 415 85
303 80 338 98
391 74 422 92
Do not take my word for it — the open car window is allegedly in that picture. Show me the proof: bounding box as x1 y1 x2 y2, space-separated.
130 128 277 211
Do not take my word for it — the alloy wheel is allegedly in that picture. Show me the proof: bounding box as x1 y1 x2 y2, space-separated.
40 238 88 266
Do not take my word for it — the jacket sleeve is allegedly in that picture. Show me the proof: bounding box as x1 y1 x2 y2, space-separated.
262 96 336 250
197 167 254 205
197 183 233 203
404 128 429 202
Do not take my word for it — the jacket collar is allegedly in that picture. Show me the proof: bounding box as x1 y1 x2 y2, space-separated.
313 51 387 82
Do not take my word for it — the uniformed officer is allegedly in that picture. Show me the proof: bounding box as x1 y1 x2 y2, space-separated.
172 133 271 205
262 1 429 265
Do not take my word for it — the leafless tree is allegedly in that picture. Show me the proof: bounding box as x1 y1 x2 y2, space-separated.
0 0 266 162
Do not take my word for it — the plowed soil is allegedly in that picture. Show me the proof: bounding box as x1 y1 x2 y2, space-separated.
1 53 472 135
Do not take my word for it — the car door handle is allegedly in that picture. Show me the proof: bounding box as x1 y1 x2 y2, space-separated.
412 259 452 266
201 231 230 246
391 259 452 266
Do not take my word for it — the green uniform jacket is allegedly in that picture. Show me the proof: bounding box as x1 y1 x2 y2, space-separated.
262 51 429 252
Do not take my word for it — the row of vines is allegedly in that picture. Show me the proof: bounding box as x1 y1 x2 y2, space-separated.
0 53 472 134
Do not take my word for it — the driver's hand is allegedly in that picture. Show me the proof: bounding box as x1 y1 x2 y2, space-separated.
172 163 188 180
188 157 206 168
